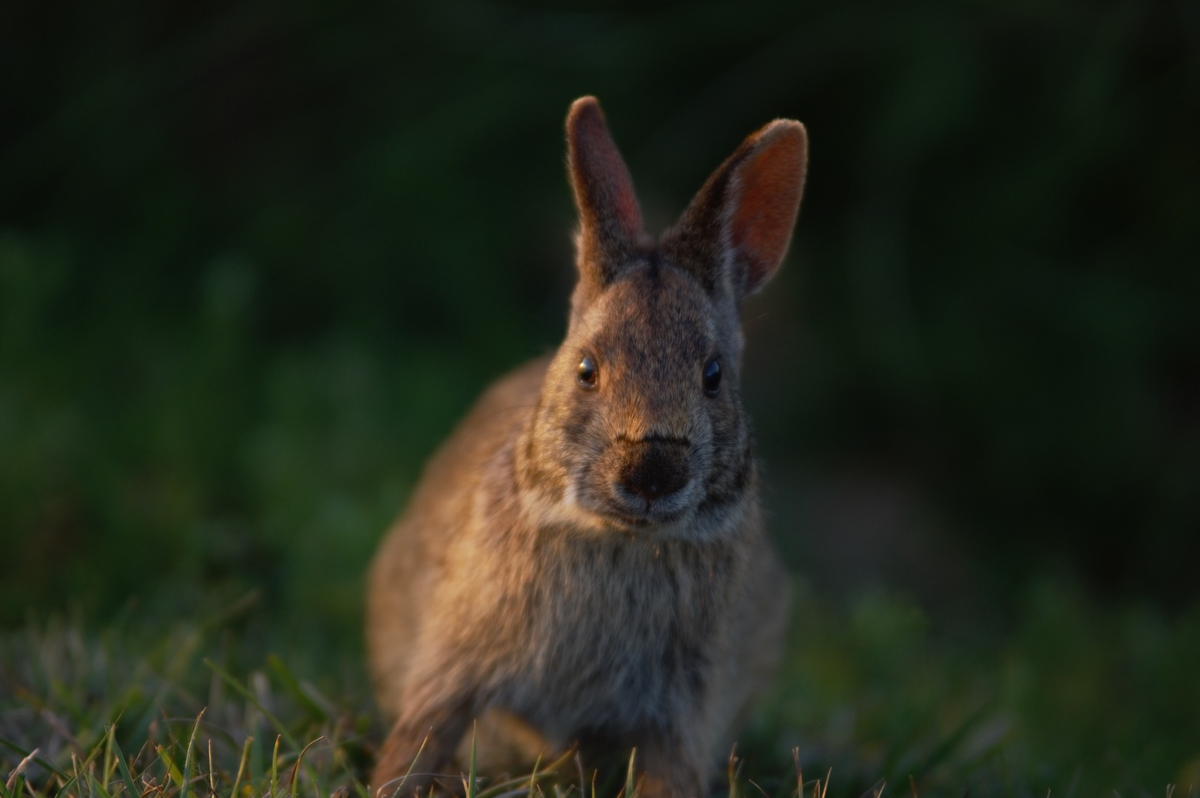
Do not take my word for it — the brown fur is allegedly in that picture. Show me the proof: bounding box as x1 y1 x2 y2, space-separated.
366 96 808 798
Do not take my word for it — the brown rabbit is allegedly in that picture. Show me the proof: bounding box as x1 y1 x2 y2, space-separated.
367 96 808 798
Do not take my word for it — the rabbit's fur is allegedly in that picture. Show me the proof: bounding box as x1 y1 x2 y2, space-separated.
367 97 807 798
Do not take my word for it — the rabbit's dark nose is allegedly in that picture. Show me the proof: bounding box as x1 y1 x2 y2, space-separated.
619 440 690 502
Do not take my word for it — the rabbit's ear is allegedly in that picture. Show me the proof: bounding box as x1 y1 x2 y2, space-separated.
666 120 807 300
566 97 645 286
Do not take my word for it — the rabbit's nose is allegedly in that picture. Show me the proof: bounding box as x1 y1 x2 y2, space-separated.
618 442 689 502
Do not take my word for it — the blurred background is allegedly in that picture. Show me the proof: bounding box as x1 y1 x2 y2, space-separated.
5 0 1198 628
2 1 1199 785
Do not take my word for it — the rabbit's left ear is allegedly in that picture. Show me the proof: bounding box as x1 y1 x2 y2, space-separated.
566 97 645 287
665 120 807 300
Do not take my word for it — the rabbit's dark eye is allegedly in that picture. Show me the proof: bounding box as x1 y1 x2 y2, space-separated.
577 356 598 389
703 358 722 397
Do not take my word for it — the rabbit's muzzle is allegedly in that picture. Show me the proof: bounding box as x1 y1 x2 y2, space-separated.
609 437 692 521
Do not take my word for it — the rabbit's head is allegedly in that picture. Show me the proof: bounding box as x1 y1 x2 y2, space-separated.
519 97 807 540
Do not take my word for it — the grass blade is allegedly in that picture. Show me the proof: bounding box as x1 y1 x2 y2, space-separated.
230 737 253 798
204 659 326 796
102 728 116 792
527 751 543 798
180 709 205 798
728 747 739 798
88 771 115 798
54 740 105 798
5 747 41 792
270 736 281 798
266 656 328 722
381 732 428 798
0 738 69 781
109 737 141 798
157 746 183 791
468 723 478 798
203 660 301 751
289 738 324 798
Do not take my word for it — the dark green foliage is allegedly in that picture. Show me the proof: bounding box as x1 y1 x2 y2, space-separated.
3 0 1198 624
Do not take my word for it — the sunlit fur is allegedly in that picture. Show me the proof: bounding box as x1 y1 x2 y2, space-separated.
520 261 749 541
367 96 807 798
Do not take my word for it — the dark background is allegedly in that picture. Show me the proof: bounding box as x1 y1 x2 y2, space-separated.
2 1 1198 641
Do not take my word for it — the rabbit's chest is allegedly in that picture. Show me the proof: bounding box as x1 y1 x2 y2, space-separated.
490 535 735 734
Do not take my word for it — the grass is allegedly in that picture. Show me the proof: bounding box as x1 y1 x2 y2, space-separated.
3 583 1200 798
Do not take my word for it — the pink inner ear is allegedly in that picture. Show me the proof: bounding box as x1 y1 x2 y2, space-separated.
613 171 641 233
595 138 642 233
731 125 807 291
569 98 643 239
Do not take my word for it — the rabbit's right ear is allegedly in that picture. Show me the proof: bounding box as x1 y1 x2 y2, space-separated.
665 119 808 301
566 97 645 291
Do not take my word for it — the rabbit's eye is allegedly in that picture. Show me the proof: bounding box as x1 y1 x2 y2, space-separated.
577 356 598 389
703 358 722 396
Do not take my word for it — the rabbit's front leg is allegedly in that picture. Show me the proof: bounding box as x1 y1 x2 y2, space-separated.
634 731 709 798
371 699 471 798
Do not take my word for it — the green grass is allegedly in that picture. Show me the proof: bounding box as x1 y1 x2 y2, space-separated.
4 583 1200 798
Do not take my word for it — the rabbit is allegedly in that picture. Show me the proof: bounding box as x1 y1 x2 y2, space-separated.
366 95 808 798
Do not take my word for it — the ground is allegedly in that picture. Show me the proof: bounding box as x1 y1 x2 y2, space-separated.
4 581 1199 798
